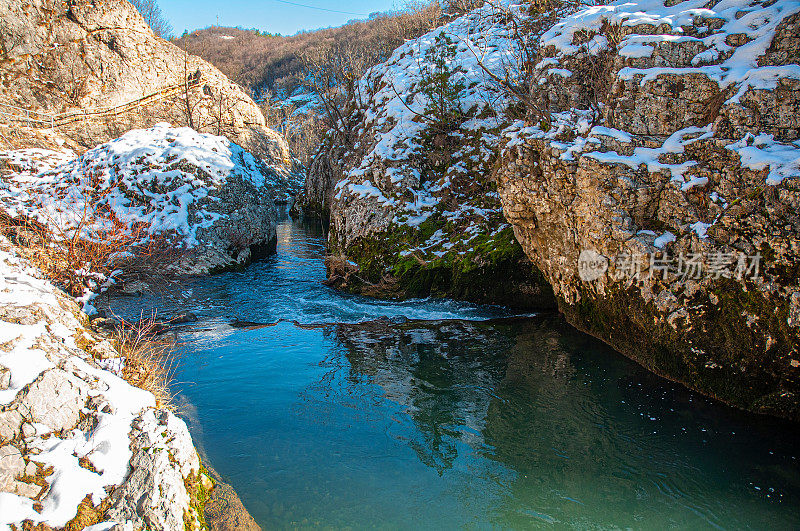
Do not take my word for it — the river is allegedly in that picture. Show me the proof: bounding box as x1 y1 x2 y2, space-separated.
108 214 800 529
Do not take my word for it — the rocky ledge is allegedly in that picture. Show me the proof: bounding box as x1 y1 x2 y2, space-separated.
0 237 210 530
0 0 289 167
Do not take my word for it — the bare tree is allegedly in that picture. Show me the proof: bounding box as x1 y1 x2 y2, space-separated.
301 41 376 139
181 52 201 129
439 0 484 16
129 0 173 39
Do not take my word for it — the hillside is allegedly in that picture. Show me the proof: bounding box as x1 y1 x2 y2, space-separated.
173 6 442 100
0 0 292 170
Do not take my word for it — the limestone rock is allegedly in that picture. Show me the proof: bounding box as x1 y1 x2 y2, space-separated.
1 124 285 275
0 409 24 440
21 369 89 432
0 367 10 390
0 0 291 170
0 239 241 529
302 6 556 309
107 409 200 531
495 0 800 419
0 444 24 491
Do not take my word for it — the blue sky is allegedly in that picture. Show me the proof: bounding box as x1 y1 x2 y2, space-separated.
161 0 400 36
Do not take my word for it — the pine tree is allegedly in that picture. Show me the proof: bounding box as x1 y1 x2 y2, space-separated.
419 33 465 133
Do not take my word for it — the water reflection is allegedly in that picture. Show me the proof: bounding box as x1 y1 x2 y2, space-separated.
302 317 800 528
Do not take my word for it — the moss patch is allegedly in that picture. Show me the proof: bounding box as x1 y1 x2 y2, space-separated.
332 221 555 310
184 463 214 531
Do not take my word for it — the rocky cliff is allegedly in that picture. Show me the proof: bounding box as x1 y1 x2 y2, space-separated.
495 0 800 420
301 0 800 419
0 0 290 169
304 5 556 309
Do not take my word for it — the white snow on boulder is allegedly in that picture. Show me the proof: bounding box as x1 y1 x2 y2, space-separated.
1 123 281 248
541 0 800 103
0 123 288 275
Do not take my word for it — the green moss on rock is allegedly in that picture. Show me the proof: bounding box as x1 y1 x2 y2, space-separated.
329 222 555 310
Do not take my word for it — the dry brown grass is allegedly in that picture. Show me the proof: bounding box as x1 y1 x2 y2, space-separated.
0 203 175 298
110 317 179 409
173 2 442 99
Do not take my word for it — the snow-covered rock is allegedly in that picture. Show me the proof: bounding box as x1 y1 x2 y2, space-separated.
496 0 800 419
0 238 202 530
304 3 555 308
0 123 290 276
302 0 800 419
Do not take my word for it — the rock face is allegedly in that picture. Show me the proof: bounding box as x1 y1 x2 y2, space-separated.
0 0 290 167
0 238 204 530
0 123 288 275
305 6 556 309
495 0 800 419
107 409 201 530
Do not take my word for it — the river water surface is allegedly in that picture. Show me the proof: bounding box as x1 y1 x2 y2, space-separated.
110 216 800 529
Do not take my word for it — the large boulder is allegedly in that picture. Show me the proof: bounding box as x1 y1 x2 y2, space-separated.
496 0 800 419
304 5 555 309
0 123 288 275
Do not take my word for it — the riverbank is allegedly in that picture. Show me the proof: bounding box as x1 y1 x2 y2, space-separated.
0 237 255 530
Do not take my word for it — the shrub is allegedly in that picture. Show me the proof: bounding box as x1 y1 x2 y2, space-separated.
0 198 174 300
110 316 178 408
419 32 466 133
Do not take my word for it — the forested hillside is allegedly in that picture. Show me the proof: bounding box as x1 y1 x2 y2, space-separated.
172 4 443 99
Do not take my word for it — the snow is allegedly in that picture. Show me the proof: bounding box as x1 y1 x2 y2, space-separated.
540 0 800 103
588 127 633 144
0 123 280 249
0 322 54 404
27 355 155 525
0 240 193 530
726 134 800 185
654 232 676 249
338 1 525 209
584 126 713 182
691 221 712 238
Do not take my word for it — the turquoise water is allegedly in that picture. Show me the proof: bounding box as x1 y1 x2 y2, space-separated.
110 216 800 529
